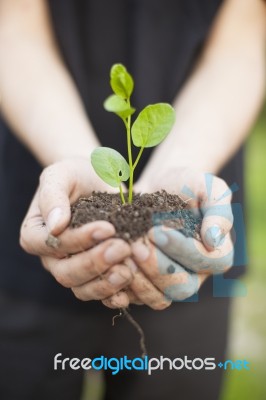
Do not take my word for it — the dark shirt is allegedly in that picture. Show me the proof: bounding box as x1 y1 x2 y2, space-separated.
0 0 244 309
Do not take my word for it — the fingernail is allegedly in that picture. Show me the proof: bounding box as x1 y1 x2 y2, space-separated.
108 272 128 286
132 242 150 262
45 234 60 249
153 230 168 246
205 225 224 248
92 228 114 241
47 208 63 232
104 243 122 264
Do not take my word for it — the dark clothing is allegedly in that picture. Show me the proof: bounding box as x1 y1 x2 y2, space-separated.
0 0 244 309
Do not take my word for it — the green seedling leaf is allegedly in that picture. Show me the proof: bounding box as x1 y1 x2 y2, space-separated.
132 103 175 148
110 64 134 99
91 147 130 187
104 94 135 119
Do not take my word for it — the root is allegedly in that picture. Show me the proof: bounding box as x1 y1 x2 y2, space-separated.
112 307 147 358
112 309 123 326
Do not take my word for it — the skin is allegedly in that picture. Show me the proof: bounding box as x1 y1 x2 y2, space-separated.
0 0 266 309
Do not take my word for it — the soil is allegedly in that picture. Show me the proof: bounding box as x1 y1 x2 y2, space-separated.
70 190 201 241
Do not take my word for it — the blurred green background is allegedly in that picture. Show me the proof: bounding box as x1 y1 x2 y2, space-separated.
221 105 266 400
81 106 266 400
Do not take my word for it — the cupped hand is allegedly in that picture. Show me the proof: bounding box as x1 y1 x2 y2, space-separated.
20 157 133 301
121 167 234 307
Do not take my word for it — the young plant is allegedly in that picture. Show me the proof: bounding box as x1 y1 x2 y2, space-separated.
91 64 175 204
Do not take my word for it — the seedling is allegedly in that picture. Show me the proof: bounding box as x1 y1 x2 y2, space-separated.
91 64 175 204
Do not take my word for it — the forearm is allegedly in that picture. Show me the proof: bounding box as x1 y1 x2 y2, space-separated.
0 0 98 166
141 0 266 179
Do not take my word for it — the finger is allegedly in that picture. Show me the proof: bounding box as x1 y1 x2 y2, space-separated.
71 264 132 301
21 214 115 257
41 238 131 288
108 257 171 309
129 268 172 309
56 221 115 255
125 288 144 305
20 189 45 254
101 288 143 309
149 227 234 274
102 288 143 309
124 257 170 309
132 239 201 301
199 176 233 249
38 164 74 235
102 291 131 309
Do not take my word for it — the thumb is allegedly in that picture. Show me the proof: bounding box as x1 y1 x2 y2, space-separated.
199 176 234 250
200 205 233 250
38 167 72 236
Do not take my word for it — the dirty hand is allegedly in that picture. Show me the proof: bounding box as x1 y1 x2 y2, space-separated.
20 157 133 301
119 168 234 309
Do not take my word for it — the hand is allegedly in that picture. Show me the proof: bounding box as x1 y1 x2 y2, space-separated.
102 257 171 310
20 157 133 301
122 167 234 307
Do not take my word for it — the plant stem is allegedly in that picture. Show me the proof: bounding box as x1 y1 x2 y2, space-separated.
125 100 134 203
133 146 144 171
119 184 126 204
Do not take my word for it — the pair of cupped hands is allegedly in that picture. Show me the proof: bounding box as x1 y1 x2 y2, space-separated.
20 157 234 310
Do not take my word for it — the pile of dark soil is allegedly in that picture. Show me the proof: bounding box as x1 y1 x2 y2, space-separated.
70 190 201 241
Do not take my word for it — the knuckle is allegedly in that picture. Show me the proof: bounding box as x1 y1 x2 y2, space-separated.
114 268 132 283
53 267 72 288
82 256 94 274
106 265 133 285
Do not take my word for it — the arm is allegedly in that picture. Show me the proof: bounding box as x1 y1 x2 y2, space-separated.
0 0 98 165
0 0 134 304
127 0 266 305
139 0 266 179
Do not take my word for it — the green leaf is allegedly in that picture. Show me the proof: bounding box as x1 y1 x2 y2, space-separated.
131 103 175 148
104 94 135 119
110 64 134 99
91 147 130 187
